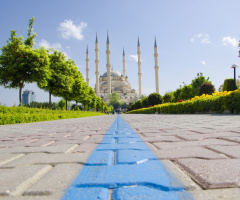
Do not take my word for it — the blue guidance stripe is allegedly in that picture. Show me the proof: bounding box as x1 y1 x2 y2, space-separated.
62 115 193 200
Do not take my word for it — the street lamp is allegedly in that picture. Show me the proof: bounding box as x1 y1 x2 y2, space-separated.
231 64 239 90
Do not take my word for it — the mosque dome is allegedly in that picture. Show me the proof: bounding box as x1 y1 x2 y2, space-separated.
102 70 121 77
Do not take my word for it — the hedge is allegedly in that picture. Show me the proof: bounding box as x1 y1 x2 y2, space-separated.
0 106 106 125
127 90 240 114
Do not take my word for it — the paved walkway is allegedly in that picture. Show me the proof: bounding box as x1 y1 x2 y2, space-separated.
0 114 240 199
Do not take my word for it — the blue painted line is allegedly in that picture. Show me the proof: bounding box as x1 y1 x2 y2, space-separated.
62 115 194 200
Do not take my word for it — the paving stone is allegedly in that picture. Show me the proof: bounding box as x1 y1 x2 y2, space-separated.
73 143 99 152
117 149 156 164
0 153 24 167
176 132 240 141
176 158 240 189
220 136 240 143
1 152 90 168
153 138 237 150
61 187 109 200
152 146 228 160
86 150 114 165
0 165 52 196
141 136 184 142
0 144 78 154
24 164 83 196
112 186 193 200
190 188 240 200
96 143 149 151
207 145 240 158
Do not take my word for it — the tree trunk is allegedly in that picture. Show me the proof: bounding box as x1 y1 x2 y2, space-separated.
66 97 68 110
49 91 52 109
19 82 23 106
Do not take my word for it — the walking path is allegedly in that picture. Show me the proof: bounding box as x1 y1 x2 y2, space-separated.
0 114 240 199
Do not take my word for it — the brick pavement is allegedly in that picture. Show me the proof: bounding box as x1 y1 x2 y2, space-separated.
121 114 240 199
0 116 116 200
0 114 240 199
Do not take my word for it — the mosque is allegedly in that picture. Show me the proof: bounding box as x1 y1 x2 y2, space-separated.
85 33 160 104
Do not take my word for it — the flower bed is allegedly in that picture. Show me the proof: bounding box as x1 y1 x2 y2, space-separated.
127 90 240 114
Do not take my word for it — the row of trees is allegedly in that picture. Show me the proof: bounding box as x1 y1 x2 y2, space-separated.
0 17 109 111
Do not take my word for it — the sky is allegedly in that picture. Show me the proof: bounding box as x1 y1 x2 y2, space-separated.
1 0 240 106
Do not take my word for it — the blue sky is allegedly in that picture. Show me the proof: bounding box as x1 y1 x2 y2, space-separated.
1 0 240 106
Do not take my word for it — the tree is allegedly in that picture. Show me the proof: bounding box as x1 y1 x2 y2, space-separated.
70 70 85 106
148 93 162 106
198 82 215 95
0 18 50 105
178 84 193 100
58 99 66 110
163 92 174 103
141 96 149 107
191 72 211 96
108 92 121 109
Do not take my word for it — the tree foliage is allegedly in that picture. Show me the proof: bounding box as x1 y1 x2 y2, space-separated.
148 93 162 106
0 17 50 105
198 82 215 95
223 79 235 91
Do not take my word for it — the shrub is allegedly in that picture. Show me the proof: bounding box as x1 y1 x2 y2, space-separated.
148 93 162 106
199 82 215 95
163 92 174 103
223 79 235 91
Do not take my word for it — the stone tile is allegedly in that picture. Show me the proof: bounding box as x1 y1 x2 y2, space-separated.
207 145 240 158
190 188 240 200
0 144 78 154
1 153 90 168
176 158 240 189
152 146 226 160
73 143 99 152
0 165 52 196
24 164 83 196
0 154 25 167
141 136 184 142
177 132 240 141
153 139 237 150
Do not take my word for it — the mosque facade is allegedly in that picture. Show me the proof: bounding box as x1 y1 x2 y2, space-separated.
86 33 159 104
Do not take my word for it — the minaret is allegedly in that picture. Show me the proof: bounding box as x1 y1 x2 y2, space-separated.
137 36 142 98
154 37 159 93
106 32 111 95
122 48 126 78
95 34 99 96
86 46 90 85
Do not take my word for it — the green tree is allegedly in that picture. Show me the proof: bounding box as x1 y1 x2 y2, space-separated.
178 84 193 100
0 18 50 105
148 93 162 106
58 99 66 110
141 96 149 107
108 92 121 109
191 72 211 96
163 92 174 103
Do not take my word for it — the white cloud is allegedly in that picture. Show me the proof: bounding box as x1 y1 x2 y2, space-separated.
201 61 207 65
58 20 87 40
129 55 138 62
38 39 62 50
222 37 238 47
38 39 69 59
191 33 211 44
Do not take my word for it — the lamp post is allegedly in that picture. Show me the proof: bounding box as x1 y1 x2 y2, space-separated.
231 64 239 90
